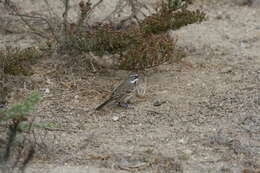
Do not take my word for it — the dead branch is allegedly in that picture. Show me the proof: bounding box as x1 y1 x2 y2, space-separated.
3 1 54 40
43 0 60 20
14 13 60 42
103 0 151 29
62 0 70 45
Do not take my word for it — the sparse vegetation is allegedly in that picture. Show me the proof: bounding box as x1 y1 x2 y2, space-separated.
0 46 42 76
0 0 259 172
140 8 205 35
0 0 206 74
65 0 206 70
0 92 53 173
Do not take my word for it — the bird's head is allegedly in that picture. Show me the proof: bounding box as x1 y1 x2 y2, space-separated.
128 74 139 84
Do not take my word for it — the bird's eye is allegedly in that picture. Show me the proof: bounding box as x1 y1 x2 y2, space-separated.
129 74 138 80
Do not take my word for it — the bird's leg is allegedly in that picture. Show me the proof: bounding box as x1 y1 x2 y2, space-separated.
119 103 129 108
118 95 134 108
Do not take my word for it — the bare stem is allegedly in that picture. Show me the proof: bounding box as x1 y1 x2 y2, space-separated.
62 0 70 45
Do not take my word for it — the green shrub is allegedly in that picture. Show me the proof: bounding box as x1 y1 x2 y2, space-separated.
0 91 40 121
118 32 176 70
0 92 46 173
140 8 206 35
64 0 205 70
0 91 54 131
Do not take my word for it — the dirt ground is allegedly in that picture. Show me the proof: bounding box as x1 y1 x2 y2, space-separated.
1 0 260 173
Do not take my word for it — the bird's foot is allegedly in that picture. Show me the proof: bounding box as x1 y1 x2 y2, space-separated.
119 103 135 109
120 103 128 108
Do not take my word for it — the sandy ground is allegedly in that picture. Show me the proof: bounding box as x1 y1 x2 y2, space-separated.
0 0 260 173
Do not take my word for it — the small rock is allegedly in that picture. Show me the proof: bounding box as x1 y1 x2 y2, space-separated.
240 41 246 48
153 100 166 106
221 66 233 73
112 116 119 121
44 88 50 94
178 138 186 144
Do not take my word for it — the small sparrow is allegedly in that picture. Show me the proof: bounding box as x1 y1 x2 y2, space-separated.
95 74 139 110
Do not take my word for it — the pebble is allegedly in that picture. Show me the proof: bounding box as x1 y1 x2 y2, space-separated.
221 66 233 73
112 115 119 121
44 88 50 94
153 100 166 106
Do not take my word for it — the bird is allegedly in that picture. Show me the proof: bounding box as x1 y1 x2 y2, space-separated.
95 74 139 110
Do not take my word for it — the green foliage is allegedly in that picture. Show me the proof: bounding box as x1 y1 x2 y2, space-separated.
118 32 176 70
68 24 177 70
0 46 42 76
69 24 142 54
74 3 202 69
0 91 56 131
161 0 194 12
0 92 54 173
64 0 205 70
0 91 40 121
0 92 41 173
140 7 206 35
17 122 56 131
171 9 206 29
161 0 186 12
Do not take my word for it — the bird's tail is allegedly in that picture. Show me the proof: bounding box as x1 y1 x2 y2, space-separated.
95 98 112 110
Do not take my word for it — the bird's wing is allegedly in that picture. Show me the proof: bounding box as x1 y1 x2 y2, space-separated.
112 79 128 94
